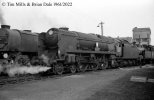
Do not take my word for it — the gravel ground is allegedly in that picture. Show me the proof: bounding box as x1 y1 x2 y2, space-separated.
0 65 153 100
86 65 154 100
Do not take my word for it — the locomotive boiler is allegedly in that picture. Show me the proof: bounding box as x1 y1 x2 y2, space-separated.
0 25 38 65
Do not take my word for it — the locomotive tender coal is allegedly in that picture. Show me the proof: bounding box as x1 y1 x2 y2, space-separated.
0 25 154 75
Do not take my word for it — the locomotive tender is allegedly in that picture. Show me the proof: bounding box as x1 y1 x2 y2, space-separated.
141 45 154 64
0 25 153 75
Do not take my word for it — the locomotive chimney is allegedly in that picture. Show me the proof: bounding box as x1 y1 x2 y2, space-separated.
59 27 69 31
1 25 11 29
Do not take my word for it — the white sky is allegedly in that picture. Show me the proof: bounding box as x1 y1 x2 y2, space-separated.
1 0 154 44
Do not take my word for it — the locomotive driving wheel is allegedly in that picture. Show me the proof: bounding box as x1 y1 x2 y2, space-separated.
15 55 30 66
78 64 87 72
91 64 98 71
69 64 77 74
54 63 64 75
110 60 116 68
100 61 108 70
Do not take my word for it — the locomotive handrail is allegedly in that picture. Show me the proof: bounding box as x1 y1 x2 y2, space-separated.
67 50 116 55
77 38 114 44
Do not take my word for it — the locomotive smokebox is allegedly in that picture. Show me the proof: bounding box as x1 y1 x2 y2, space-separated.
1 25 11 29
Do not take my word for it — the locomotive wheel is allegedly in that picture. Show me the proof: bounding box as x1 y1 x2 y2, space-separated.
31 56 40 65
91 64 98 71
54 63 64 75
129 61 133 66
111 60 116 68
104 61 109 69
15 55 30 66
78 64 87 72
100 64 105 70
69 64 77 74
100 62 108 70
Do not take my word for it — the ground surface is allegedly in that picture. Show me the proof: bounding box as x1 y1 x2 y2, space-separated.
0 65 154 100
87 65 154 100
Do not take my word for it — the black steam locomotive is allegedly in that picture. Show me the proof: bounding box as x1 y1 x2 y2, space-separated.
0 25 153 75
38 27 142 74
0 25 38 65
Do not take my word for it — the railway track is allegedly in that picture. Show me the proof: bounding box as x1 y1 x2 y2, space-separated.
0 71 63 87
0 75 40 87
0 66 139 88
0 72 75 87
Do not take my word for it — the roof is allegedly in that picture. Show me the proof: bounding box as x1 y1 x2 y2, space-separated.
133 27 151 33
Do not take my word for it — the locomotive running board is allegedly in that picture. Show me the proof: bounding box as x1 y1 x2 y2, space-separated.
67 50 116 55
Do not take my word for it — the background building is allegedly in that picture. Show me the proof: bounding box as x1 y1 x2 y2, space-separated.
133 27 151 45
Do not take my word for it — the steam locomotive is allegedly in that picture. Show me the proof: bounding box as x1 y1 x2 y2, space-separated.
0 25 154 75
0 25 38 65
38 27 141 74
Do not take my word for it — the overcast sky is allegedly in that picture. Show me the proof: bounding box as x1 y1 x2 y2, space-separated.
0 0 154 44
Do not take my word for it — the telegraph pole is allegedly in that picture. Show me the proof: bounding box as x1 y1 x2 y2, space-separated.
97 22 104 36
